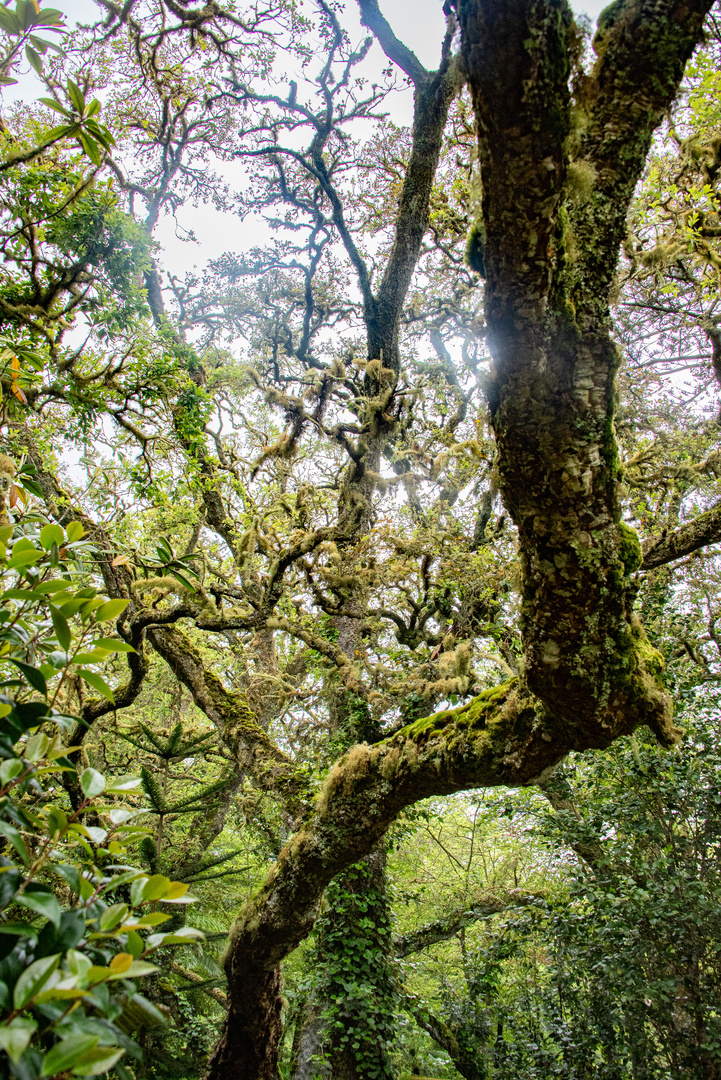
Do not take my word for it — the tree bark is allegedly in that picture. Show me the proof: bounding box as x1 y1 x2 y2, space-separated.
205 966 283 1080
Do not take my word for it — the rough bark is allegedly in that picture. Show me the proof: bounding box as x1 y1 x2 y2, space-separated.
205 966 283 1080
289 996 330 1080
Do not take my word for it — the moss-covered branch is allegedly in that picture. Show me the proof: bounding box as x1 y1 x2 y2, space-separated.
642 502 721 568
147 626 307 816
393 889 540 958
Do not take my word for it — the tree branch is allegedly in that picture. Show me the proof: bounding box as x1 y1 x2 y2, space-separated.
642 502 721 569
356 0 428 86
147 626 307 817
394 889 539 957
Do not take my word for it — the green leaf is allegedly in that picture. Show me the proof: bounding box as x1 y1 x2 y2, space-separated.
0 8 20 34
65 521 84 542
92 638 136 653
125 930 144 958
40 523 64 550
65 949 92 978
18 476 43 497
141 874 171 902
77 670 114 703
129 876 149 906
0 757 23 784
13 953 61 1008
71 1047 124 1076
34 580 72 594
94 599 129 623
33 9 65 27
79 131 102 166
99 903 129 932
0 819 28 863
85 121 115 150
0 1018 38 1063
49 605 71 652
41 1034 99 1077
66 78 85 115
169 569 197 592
107 960 158 980
45 123 78 142
70 650 110 665
9 659 47 696
24 731 48 761
25 44 42 75
45 804 68 835
16 889 62 928
18 0 38 32
7 547 43 569
80 767 105 798
146 927 204 948
105 775 142 793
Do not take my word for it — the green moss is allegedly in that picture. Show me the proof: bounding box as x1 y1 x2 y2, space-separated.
629 621 665 682
397 678 517 744
618 521 642 574
465 220 486 278
593 0 624 51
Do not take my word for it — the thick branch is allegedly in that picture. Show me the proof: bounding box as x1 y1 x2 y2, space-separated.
356 0 428 85
369 50 457 370
394 889 538 957
642 502 721 569
147 626 307 816
571 0 715 310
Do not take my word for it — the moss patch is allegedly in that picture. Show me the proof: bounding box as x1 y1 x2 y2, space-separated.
618 520 642 574
397 678 517 745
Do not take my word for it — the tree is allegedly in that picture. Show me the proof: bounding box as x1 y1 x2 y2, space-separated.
200 3 716 1074
2 1 721 1077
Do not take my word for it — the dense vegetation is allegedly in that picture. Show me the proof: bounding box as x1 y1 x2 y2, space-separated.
0 0 719 1078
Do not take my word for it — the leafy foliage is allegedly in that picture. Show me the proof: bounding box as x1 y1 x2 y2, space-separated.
0 517 202 1080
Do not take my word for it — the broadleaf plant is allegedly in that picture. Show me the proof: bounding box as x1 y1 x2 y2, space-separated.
0 517 202 1080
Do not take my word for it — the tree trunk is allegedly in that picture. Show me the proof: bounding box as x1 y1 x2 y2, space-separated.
289 994 330 1080
323 849 395 1080
205 966 283 1080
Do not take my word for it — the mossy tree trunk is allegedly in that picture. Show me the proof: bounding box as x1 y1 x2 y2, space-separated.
315 849 396 1080
455 0 704 752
